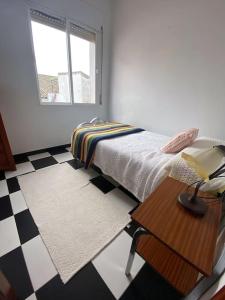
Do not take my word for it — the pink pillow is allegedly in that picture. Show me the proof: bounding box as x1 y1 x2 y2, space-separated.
161 128 199 153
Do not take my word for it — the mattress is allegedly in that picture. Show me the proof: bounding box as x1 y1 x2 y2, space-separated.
93 131 175 202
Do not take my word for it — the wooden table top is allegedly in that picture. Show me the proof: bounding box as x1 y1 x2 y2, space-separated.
132 177 222 276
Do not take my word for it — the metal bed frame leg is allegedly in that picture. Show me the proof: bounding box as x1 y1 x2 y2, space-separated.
125 227 148 276
183 247 225 300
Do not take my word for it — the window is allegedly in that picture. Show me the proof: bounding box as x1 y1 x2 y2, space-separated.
30 9 100 104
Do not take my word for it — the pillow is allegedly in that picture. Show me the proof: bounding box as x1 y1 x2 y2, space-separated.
165 137 225 193
169 157 201 186
161 128 199 153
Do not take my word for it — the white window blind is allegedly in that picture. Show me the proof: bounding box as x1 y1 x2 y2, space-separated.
30 9 66 31
70 23 96 43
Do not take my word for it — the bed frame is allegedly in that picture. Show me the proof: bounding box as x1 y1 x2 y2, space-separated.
77 117 105 129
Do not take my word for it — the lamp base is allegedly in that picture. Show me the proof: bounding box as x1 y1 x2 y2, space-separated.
177 193 208 216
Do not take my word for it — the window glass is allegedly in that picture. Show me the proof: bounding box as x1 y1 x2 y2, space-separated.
31 21 71 103
70 32 96 103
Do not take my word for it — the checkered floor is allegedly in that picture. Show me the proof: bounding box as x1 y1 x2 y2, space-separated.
0 145 181 300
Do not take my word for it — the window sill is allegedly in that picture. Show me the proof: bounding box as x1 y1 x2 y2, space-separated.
39 101 100 106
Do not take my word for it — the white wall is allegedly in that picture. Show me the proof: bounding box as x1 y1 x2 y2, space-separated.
0 0 112 154
110 0 225 140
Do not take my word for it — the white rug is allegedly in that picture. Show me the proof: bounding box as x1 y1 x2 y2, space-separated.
18 164 136 283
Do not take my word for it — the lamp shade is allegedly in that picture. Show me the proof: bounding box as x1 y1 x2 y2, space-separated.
181 147 225 194
181 147 225 181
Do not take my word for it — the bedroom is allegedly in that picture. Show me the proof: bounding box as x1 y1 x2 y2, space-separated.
0 0 225 299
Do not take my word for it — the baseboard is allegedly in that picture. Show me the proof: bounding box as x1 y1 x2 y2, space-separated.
13 144 71 160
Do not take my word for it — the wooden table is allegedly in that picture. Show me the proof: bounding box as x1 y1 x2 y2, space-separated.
125 177 222 295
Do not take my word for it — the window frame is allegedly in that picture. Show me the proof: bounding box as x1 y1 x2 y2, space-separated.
27 5 102 106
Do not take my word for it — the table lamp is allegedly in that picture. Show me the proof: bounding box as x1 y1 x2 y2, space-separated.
178 145 225 216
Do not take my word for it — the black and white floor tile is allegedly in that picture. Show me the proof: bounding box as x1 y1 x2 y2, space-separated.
0 145 182 300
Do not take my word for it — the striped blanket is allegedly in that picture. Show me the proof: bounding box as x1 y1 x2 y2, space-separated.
71 122 145 168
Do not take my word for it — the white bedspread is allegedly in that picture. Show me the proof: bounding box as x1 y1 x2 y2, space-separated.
94 131 174 202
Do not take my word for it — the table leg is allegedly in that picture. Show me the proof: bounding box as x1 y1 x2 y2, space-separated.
125 227 148 276
183 247 225 300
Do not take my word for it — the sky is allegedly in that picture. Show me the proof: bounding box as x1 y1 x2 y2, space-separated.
31 21 90 76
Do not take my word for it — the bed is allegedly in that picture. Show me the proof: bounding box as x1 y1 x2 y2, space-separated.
71 119 175 202
71 119 224 202
93 130 174 202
